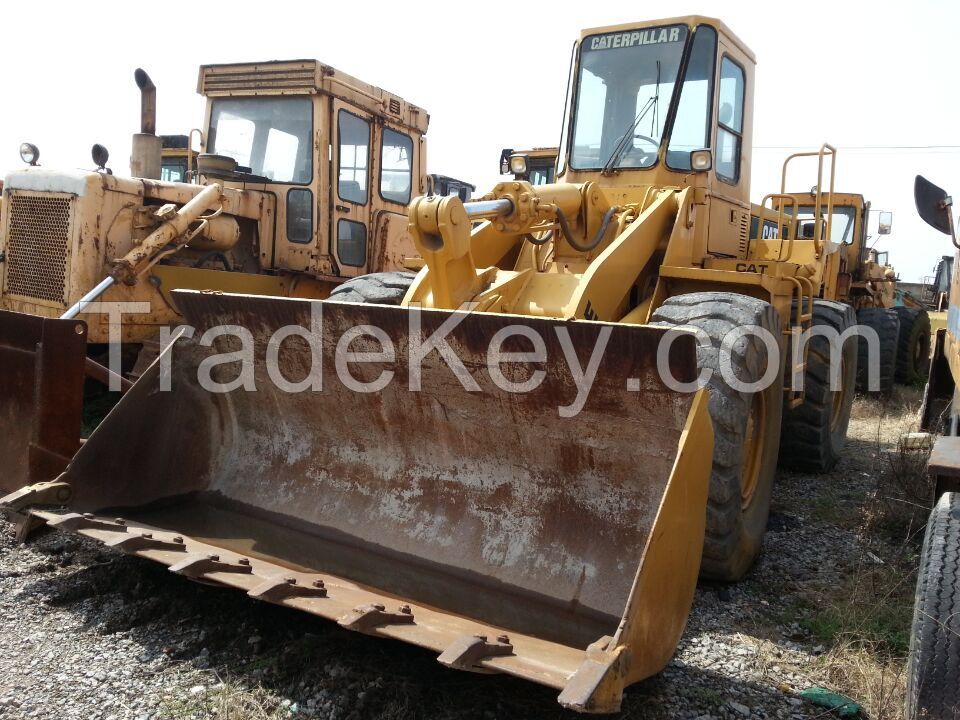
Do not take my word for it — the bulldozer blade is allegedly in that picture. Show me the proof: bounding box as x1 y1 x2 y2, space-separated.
0 310 87 494
16 291 713 712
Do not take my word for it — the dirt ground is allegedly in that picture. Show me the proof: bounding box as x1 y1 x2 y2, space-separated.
0 388 929 720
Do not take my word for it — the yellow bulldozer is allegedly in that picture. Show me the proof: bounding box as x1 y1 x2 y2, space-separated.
3 15 861 712
0 60 472 495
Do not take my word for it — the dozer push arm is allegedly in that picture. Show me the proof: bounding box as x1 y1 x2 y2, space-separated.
62 183 225 319
110 181 226 285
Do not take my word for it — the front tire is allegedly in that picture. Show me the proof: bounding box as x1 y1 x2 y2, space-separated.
779 301 857 473
894 307 932 385
906 492 960 720
652 292 784 581
855 307 899 395
326 271 417 305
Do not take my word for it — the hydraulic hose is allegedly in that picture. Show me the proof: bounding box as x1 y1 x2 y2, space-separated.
555 206 619 253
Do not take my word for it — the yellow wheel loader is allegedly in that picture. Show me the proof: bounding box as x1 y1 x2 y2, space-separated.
500 147 558 185
0 61 471 495
3 16 858 712
776 192 930 392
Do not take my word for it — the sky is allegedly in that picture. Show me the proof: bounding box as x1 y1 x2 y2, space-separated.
1 0 956 282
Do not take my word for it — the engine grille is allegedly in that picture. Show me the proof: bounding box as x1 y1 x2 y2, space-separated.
5 194 72 303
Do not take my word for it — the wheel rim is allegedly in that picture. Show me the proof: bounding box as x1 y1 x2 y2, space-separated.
830 356 848 431
741 392 766 510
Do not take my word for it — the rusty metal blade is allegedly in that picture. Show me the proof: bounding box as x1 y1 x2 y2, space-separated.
0 309 86 493
55 291 702 702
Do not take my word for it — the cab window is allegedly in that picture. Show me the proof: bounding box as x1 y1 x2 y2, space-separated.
338 110 370 205
716 56 745 183
380 128 414 204
666 25 717 169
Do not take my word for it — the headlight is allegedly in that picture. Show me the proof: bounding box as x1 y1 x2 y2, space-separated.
19 142 39 166
690 149 712 172
91 144 110 169
509 154 529 177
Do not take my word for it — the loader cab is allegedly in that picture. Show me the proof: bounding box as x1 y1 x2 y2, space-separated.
500 147 559 185
196 60 429 279
558 16 755 259
159 135 198 183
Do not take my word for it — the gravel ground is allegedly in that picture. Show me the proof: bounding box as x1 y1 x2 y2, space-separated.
0 389 925 720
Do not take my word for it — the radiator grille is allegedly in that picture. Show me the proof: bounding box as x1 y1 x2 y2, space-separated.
5 194 72 303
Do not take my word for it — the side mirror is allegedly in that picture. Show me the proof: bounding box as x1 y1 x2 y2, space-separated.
914 175 953 236
877 211 893 235
499 148 514 175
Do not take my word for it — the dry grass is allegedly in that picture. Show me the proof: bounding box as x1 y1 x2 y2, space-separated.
817 641 907 720
793 387 931 719
159 676 287 719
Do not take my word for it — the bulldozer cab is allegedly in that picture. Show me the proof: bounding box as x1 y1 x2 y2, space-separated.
196 60 429 277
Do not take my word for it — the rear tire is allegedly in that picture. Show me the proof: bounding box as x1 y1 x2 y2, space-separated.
652 292 784 581
894 307 932 385
855 307 899 395
326 271 417 305
906 492 960 720
779 301 857 473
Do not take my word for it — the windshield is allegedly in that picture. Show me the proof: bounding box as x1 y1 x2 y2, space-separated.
208 97 312 184
529 160 555 185
570 24 688 170
794 205 857 244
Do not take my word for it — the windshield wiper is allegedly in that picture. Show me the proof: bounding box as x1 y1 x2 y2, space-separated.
601 61 661 175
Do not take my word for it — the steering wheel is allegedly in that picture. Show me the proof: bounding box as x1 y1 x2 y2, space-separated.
623 133 659 165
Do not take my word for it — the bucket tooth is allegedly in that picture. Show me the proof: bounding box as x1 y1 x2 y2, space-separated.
248 576 328 602
557 637 627 713
169 553 254 580
0 480 72 514
46 513 129 533
338 603 416 632
106 532 188 554
438 634 515 671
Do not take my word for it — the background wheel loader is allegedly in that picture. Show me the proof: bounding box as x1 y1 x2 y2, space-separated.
0 60 474 496
3 16 860 712
775 192 931 393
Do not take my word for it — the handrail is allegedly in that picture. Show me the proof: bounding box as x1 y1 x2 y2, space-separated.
778 143 837 257
754 193 799 262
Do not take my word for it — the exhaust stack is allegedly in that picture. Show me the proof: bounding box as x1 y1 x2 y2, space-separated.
130 68 161 179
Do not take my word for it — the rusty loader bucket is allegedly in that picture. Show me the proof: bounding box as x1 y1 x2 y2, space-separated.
0 309 86 494
5 291 712 712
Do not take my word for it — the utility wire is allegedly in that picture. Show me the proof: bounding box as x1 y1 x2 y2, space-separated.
755 144 960 151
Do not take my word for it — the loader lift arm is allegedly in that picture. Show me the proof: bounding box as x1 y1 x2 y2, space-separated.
405 180 685 322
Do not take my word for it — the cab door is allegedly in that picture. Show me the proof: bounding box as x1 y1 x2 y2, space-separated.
331 100 374 277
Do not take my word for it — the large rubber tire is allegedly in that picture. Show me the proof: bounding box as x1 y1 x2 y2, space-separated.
652 293 784 581
855 307 900 395
894 307 932 385
779 300 857 473
906 492 960 720
326 271 417 305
